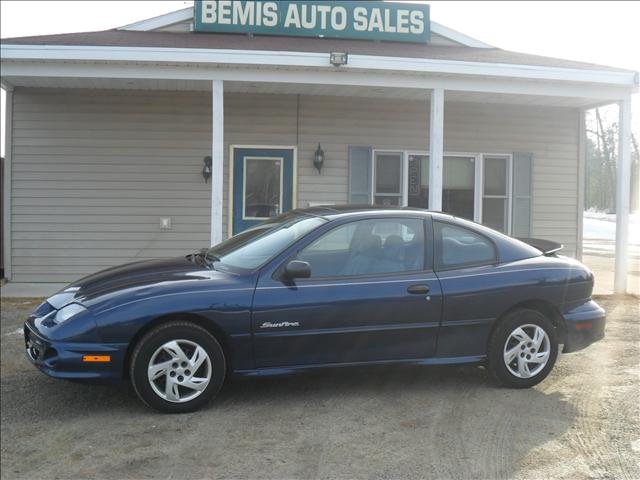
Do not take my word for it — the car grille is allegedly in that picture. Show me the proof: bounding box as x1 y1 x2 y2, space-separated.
24 326 55 365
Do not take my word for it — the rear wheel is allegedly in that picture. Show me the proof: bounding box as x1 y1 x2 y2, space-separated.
130 321 226 413
487 309 558 388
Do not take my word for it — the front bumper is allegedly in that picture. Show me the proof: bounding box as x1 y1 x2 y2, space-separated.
562 300 606 353
24 321 127 384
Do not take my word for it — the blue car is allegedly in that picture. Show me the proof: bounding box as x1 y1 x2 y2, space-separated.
24 207 605 413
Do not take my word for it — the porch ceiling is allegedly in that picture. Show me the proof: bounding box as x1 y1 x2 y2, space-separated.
2 75 606 108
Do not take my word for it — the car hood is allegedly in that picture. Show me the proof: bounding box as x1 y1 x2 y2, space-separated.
51 257 227 306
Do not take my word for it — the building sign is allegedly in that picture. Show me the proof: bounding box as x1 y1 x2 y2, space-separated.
408 155 422 195
194 1 430 43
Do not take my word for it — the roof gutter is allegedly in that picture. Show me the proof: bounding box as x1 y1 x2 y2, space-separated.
1 44 637 87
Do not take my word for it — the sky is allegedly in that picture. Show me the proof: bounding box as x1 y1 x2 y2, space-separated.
1 0 639 156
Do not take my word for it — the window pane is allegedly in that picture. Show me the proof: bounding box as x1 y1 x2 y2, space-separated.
484 156 508 196
408 154 429 208
244 158 281 218
443 156 475 220
483 198 508 233
375 153 402 194
436 222 496 268
297 218 425 277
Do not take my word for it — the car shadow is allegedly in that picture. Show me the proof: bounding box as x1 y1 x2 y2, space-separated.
2 362 576 479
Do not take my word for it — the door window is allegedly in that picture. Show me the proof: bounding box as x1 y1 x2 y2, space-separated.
233 147 295 236
297 218 425 277
435 221 497 269
443 156 476 221
243 157 282 219
405 154 477 216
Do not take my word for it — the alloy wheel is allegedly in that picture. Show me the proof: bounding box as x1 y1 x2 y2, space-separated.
147 339 212 403
503 324 551 379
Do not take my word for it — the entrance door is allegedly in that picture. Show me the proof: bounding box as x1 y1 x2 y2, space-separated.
232 147 295 235
442 155 477 221
401 153 478 222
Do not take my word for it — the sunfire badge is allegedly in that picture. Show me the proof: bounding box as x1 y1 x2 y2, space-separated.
259 321 300 329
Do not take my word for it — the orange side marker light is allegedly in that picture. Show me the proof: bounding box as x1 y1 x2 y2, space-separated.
82 355 111 362
574 322 593 331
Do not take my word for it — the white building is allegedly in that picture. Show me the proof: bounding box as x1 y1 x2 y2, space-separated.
1 2 637 292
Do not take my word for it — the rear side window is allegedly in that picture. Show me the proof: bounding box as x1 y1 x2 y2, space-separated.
435 222 497 270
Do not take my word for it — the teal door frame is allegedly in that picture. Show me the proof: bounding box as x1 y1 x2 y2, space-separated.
229 145 297 236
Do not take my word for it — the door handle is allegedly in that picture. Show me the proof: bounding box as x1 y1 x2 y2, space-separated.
407 284 430 294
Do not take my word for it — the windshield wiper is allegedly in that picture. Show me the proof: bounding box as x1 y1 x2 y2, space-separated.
188 249 215 268
204 251 220 263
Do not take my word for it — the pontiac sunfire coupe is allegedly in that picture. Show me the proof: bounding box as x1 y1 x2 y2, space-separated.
24 207 606 413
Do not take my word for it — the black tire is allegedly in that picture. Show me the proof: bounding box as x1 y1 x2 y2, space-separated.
487 309 559 388
129 321 226 413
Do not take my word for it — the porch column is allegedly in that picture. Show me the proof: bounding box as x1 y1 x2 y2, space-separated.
210 80 224 246
614 95 632 294
429 88 444 211
576 109 586 261
2 87 14 280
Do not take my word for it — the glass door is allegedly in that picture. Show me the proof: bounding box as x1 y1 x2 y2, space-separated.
374 152 481 224
442 155 477 221
404 153 477 221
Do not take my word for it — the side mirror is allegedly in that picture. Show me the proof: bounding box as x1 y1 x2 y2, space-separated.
284 260 311 279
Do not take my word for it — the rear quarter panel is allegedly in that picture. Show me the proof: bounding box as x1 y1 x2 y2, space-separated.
435 255 593 357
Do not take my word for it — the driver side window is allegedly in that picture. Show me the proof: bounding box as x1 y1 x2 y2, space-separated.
296 218 425 278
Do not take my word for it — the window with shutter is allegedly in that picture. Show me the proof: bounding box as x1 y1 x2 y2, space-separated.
348 146 372 204
512 152 533 237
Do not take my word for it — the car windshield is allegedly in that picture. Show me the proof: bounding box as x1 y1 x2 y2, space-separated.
205 213 327 271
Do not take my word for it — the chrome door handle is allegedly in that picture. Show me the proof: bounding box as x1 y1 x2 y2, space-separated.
407 284 430 294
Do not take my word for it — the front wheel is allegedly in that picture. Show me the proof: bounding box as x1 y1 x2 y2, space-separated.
487 309 559 388
129 321 226 413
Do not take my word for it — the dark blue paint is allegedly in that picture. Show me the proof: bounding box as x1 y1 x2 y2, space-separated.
23 207 606 384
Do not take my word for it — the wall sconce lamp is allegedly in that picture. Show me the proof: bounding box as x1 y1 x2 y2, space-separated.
314 143 325 174
202 156 212 183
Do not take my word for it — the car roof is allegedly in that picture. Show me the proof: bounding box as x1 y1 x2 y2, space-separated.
286 205 542 263
291 204 445 220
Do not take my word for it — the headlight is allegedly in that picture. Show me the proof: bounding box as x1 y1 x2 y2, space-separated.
54 303 88 324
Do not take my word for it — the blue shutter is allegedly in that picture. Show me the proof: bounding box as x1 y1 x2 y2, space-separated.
348 146 372 204
512 152 533 237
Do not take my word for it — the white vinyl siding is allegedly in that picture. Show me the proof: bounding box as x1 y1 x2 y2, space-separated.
8 89 579 282
10 90 212 282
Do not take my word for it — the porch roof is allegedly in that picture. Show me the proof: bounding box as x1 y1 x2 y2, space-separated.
1 24 637 110
1 29 635 74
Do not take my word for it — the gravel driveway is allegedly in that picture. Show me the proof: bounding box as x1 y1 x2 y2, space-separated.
1 296 638 479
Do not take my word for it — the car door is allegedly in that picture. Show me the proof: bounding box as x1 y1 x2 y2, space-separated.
251 215 442 368
431 220 503 359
